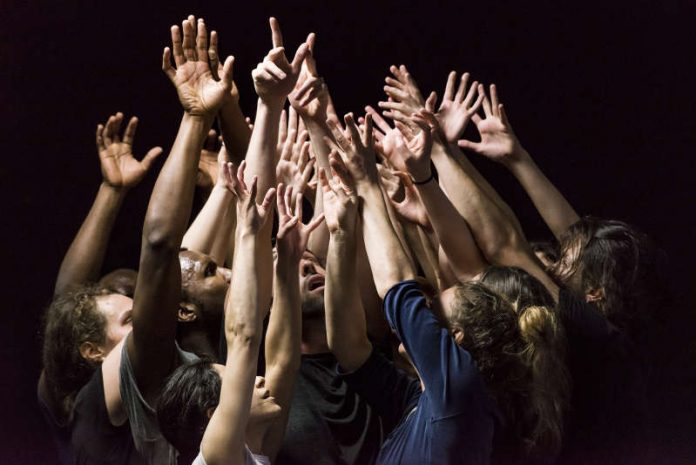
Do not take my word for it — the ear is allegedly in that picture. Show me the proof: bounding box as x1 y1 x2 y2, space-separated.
451 327 465 346
177 302 200 323
79 341 106 364
585 287 605 303
206 406 216 419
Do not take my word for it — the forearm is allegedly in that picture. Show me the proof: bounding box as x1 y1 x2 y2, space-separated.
55 183 126 295
265 256 302 376
326 230 372 371
449 143 525 237
245 99 282 198
218 99 251 165
430 141 519 264
304 118 333 259
143 113 212 249
416 179 487 282
506 148 580 240
181 185 234 264
358 181 416 297
226 231 262 343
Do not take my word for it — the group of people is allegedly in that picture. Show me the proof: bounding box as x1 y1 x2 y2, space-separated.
38 16 667 465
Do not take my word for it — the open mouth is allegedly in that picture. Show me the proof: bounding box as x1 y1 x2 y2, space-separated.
307 275 325 291
261 389 271 399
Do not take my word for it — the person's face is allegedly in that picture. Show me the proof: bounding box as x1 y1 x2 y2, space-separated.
94 293 133 354
552 240 584 295
298 250 326 316
179 250 231 319
249 376 282 421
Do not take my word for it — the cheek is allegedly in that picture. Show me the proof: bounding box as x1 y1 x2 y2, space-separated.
105 322 132 349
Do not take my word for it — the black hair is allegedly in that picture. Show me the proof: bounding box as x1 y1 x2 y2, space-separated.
156 359 222 461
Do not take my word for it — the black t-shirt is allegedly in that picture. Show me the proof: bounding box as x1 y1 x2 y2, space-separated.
557 288 648 465
70 366 145 465
275 353 384 465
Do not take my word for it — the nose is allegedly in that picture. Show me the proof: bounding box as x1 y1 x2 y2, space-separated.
300 260 314 277
255 376 265 388
219 267 232 283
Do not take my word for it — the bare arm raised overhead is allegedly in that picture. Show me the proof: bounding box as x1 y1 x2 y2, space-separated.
54 112 162 295
458 84 580 240
127 16 235 403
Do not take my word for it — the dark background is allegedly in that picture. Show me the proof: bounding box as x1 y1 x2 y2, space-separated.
2 0 695 463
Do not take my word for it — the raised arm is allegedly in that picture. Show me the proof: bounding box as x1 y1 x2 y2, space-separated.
458 84 580 239
399 111 488 282
247 17 308 301
262 184 324 461
54 113 162 295
321 157 373 371
328 113 416 298
200 163 276 465
182 145 236 265
288 33 337 259
127 17 234 402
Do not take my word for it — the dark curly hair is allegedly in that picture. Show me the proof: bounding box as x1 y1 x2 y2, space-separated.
156 359 222 462
42 284 108 422
481 266 571 457
446 282 528 431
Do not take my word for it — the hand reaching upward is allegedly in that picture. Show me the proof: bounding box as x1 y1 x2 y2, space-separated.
222 160 276 233
275 183 325 262
326 113 377 184
319 155 359 234
289 33 333 120
96 112 163 190
427 71 484 143
457 84 524 162
380 64 426 117
252 18 309 104
162 16 234 117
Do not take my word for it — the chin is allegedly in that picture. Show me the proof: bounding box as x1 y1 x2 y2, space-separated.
301 292 325 317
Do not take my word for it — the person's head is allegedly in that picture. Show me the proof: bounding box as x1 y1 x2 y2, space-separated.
179 250 231 327
431 282 528 419
98 268 138 298
480 266 570 456
42 285 133 417
157 360 281 461
530 241 559 270
551 217 668 331
298 250 326 318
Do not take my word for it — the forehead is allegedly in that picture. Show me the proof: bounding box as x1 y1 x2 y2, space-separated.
95 293 133 315
179 250 210 275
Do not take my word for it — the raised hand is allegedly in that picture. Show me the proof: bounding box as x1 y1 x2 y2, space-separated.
380 64 426 117
207 30 240 104
275 183 324 262
252 18 309 104
96 112 163 190
365 106 412 174
319 154 359 233
162 16 234 116
382 170 431 230
428 71 484 143
289 33 331 120
457 84 524 162
276 110 315 198
399 111 437 182
326 113 377 183
222 160 276 232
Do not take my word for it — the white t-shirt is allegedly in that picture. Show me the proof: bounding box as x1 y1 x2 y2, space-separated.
191 445 270 465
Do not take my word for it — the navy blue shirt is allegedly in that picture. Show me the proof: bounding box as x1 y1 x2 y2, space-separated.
342 280 498 465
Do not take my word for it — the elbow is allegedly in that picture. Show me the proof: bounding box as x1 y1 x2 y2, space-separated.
142 217 182 254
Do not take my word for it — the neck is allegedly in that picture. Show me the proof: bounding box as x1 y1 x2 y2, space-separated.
301 316 330 354
177 326 218 359
245 419 270 455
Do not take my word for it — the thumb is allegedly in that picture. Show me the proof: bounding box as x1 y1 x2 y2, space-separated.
220 56 235 91
457 139 482 153
141 147 164 170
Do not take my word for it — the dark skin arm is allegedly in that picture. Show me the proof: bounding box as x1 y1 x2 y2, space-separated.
54 113 162 295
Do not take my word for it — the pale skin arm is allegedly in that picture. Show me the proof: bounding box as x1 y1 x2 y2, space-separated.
458 84 579 240
247 17 309 302
327 113 416 298
182 145 237 265
262 185 324 461
321 163 373 371
201 163 276 465
400 111 488 282
54 113 162 295
126 17 235 403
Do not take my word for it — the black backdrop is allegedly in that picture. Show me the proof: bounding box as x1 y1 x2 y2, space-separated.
2 0 695 463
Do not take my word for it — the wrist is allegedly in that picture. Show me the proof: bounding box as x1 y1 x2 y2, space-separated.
99 182 129 197
504 146 531 171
